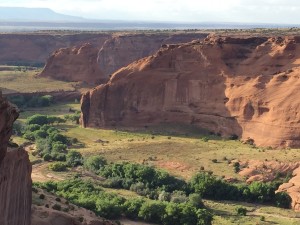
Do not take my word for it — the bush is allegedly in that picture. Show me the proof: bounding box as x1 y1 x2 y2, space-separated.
233 162 240 173
170 191 188 204
51 153 66 162
66 150 83 167
39 194 45 199
52 142 67 153
236 207 247 216
48 162 67 172
52 203 61 211
138 201 166 223
84 155 107 173
96 197 124 219
275 192 292 209
27 114 48 125
43 153 52 161
188 193 204 208
49 133 68 145
33 130 47 139
123 198 145 219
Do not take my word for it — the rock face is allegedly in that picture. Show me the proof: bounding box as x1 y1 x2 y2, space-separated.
81 36 300 148
278 167 300 211
39 33 208 84
0 33 110 66
0 93 32 225
39 43 105 85
97 33 209 77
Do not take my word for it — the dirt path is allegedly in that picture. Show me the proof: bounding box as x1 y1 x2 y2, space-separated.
32 162 64 182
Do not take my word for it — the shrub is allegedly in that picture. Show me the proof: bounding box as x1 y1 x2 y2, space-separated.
233 162 240 173
27 114 48 125
275 192 292 209
43 153 52 161
236 207 247 216
188 193 204 208
52 142 67 153
51 153 66 162
96 197 124 219
123 198 145 219
138 201 166 223
47 116 66 124
84 155 107 173
211 159 218 163
170 191 188 204
158 191 171 202
48 162 67 172
33 130 47 139
52 204 61 211
39 194 45 199
49 133 68 145
66 150 83 167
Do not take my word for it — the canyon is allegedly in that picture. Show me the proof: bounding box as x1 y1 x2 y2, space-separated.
81 35 300 148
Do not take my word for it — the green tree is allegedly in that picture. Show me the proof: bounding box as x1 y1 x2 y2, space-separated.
27 114 48 125
123 198 145 219
84 155 107 173
138 201 166 223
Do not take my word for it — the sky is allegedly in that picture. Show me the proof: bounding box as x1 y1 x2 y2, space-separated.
0 0 299 24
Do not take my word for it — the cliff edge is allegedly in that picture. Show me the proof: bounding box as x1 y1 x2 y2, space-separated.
81 36 300 148
0 92 32 225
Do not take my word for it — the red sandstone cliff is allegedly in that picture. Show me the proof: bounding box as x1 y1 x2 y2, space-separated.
39 43 105 85
81 36 300 148
39 33 208 84
97 33 209 77
0 92 32 225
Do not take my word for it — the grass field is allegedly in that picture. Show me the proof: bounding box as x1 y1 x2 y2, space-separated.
0 67 77 94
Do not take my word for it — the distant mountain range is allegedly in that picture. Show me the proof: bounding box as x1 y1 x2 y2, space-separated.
0 7 298 31
0 7 85 22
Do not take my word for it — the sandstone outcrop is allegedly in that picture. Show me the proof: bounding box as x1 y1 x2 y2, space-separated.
81 36 300 148
39 43 105 85
0 93 32 225
39 33 208 84
278 167 300 211
97 33 209 77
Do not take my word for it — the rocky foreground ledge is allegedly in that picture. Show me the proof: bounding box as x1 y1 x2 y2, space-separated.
0 92 32 225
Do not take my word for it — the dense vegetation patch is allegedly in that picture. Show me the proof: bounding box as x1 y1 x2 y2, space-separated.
34 179 213 225
8 95 53 108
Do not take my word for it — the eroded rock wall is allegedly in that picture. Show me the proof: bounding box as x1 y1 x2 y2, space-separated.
40 33 208 84
81 36 300 148
39 43 105 85
0 93 32 225
97 33 209 77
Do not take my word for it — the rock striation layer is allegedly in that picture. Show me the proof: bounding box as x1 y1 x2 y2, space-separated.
0 93 32 225
81 36 300 148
